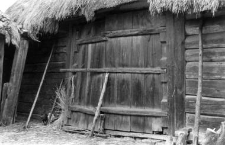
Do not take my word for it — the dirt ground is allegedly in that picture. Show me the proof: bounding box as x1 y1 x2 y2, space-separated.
0 120 166 145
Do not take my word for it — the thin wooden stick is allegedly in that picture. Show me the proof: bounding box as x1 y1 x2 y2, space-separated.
89 73 109 137
48 80 63 125
24 45 54 129
193 16 204 145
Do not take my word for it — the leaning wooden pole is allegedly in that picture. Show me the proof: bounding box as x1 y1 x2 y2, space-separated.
193 16 204 145
24 45 54 129
89 73 109 137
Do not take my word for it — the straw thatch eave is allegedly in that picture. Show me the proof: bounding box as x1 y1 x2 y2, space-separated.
0 11 21 47
6 0 225 38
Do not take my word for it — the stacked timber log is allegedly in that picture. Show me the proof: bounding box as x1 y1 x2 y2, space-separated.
185 11 225 130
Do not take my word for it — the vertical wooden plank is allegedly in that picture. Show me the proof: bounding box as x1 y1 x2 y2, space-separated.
174 14 185 130
166 12 175 136
115 37 132 132
2 39 29 125
104 38 118 130
0 35 4 112
130 36 145 133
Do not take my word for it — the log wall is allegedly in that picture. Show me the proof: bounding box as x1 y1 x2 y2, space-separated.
17 25 69 119
185 13 225 131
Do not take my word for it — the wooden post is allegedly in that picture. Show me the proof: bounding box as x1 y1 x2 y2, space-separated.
0 35 4 110
24 45 54 129
193 16 204 145
1 39 29 125
89 73 109 137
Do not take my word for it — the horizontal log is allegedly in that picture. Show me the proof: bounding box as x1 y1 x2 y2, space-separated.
185 32 225 49
101 107 167 117
185 16 225 35
186 79 225 98
104 27 166 38
69 105 95 115
77 36 107 45
186 113 224 131
185 9 225 20
105 130 169 140
60 67 166 74
185 48 225 62
69 105 167 117
186 62 225 79
185 95 225 116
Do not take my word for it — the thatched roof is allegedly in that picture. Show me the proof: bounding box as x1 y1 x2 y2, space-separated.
6 0 225 37
0 11 21 47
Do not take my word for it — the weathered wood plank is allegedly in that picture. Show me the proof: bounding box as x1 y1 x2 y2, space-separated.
186 79 225 98
185 16 225 35
166 12 175 135
68 105 167 117
2 39 29 125
104 27 166 38
0 35 4 111
185 48 225 62
186 62 225 79
130 36 145 133
105 130 169 140
185 32 225 49
115 36 132 132
69 105 95 115
77 36 107 45
186 113 224 131
133 10 166 28
60 67 166 74
174 14 185 130
185 95 225 116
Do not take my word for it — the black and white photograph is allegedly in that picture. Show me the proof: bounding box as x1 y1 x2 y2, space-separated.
0 0 224 144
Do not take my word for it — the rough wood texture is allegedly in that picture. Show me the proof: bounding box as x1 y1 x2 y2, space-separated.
60 67 166 74
186 62 225 79
104 27 166 38
0 36 4 110
2 39 29 125
185 32 225 49
193 18 203 145
186 95 225 117
89 73 109 137
0 83 9 121
185 48 225 62
185 16 225 35
186 79 225 98
186 113 224 131
77 36 107 45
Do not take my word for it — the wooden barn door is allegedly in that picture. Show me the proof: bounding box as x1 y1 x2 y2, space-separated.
67 10 173 134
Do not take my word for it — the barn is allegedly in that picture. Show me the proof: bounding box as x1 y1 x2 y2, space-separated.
2 0 225 139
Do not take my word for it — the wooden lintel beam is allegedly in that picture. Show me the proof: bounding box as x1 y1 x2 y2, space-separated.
60 67 166 74
77 36 107 45
69 105 167 117
104 27 166 38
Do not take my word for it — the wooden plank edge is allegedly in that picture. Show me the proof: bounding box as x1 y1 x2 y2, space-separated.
104 27 166 38
105 130 169 141
77 37 108 45
60 67 166 74
69 105 167 117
